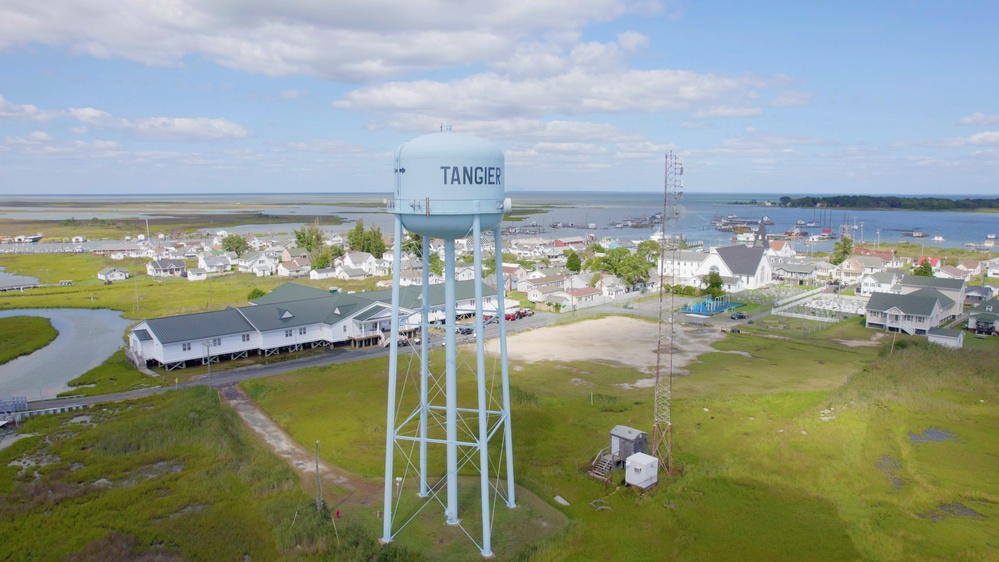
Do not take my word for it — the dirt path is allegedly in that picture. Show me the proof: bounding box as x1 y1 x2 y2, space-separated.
219 384 380 501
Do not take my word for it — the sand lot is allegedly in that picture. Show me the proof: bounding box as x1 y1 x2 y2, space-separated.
487 317 726 387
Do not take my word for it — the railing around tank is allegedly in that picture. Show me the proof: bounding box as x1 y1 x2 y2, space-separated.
386 198 506 215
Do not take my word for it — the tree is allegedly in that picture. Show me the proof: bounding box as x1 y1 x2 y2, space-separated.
294 224 324 252
428 253 443 276
402 232 423 257
913 260 934 276
618 253 650 287
830 237 853 265
702 271 725 299
346 219 366 251
566 251 581 272
222 234 250 256
779 196 792 206
636 240 662 264
312 246 333 270
363 227 386 257
247 288 266 301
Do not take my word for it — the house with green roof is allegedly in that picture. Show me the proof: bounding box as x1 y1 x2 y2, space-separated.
968 298 999 334
865 290 950 335
127 280 500 370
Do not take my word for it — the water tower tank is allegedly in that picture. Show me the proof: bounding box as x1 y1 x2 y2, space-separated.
391 132 511 239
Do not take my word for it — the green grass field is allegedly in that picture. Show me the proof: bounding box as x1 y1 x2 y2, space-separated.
0 316 58 365
241 323 999 560
0 253 389 321
0 388 419 561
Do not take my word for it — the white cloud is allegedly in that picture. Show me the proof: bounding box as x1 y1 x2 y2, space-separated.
336 66 766 118
770 91 813 107
0 95 59 120
691 106 763 119
0 0 664 82
959 112 999 126
0 95 249 141
130 117 249 141
967 131 999 145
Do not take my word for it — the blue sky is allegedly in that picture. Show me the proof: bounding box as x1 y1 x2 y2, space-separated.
1 0 997 195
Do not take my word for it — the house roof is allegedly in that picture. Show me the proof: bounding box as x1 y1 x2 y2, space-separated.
866 271 897 284
715 245 766 276
899 274 964 290
202 256 230 267
98 267 126 275
866 291 942 316
927 327 963 339
237 299 342 332
252 283 330 305
566 287 602 297
133 329 152 342
937 265 966 278
143 308 257 344
774 263 815 274
853 255 884 268
149 259 186 269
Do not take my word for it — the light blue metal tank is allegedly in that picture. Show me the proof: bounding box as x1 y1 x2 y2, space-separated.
391 132 511 239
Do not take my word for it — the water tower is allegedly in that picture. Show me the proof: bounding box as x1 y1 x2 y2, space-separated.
382 131 516 557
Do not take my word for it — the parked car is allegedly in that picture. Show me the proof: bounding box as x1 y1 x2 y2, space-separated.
457 326 475 335
505 313 518 321
731 312 748 320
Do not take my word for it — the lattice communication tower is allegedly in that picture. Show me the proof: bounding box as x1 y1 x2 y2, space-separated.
651 151 683 476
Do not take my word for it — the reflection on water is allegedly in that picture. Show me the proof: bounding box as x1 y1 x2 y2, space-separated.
0 309 132 401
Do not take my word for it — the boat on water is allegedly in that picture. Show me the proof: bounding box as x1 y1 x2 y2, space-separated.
932 235 945 242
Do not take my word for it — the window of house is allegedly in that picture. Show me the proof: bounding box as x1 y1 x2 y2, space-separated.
299 327 307 335
182 342 191 351
285 329 293 337
242 334 250 342
211 338 221 347
343 326 347 332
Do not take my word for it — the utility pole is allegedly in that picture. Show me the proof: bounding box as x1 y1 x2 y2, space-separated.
315 440 322 511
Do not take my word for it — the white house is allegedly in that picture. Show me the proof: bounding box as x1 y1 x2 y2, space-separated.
859 271 901 296
198 255 232 273
237 252 278 277
146 259 187 277
97 267 129 282
278 258 311 278
657 251 709 286
310 267 338 280
127 280 498 370
187 268 208 282
694 245 772 291
342 251 377 274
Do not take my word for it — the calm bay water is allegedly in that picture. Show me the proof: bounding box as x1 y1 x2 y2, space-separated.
0 309 132 400
2 192 997 253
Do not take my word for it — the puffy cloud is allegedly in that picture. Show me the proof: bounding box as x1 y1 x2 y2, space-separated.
0 95 59 120
0 0 663 81
959 112 999 126
0 95 249 141
967 131 999 145
336 67 766 118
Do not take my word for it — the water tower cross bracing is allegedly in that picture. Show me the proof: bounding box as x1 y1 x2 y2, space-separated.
382 131 516 558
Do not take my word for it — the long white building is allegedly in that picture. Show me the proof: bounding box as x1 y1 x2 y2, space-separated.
128 280 499 371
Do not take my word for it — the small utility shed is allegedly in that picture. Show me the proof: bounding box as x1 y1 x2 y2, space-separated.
927 327 964 349
610 425 647 467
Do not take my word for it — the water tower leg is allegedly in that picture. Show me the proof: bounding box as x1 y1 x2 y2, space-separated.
382 214 404 544
444 238 459 525
495 226 517 508
419 235 430 498
473 217 493 557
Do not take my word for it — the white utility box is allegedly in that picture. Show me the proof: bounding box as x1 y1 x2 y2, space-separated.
625 452 658 489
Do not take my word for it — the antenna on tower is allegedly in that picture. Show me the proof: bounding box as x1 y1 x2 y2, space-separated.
651 150 684 477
